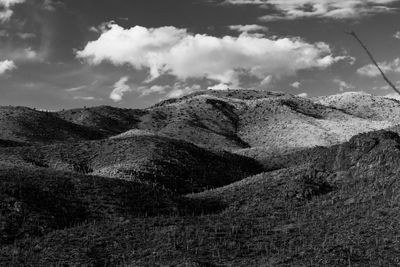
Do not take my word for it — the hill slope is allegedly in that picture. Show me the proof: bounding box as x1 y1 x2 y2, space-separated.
127 90 395 166
314 91 400 122
4 130 400 266
0 135 262 194
0 106 103 143
56 106 146 136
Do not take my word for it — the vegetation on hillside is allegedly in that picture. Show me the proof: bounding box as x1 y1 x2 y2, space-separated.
2 91 400 266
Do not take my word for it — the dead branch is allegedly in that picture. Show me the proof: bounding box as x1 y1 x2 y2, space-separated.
345 30 400 96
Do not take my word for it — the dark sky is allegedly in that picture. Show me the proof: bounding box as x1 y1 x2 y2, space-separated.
1 0 400 110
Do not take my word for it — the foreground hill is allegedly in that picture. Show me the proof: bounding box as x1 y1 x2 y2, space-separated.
0 166 223 245
0 135 262 194
4 130 400 266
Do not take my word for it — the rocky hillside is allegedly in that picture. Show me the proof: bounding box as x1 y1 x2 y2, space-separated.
314 91 400 122
0 106 103 142
0 135 262 194
4 130 400 266
3 90 400 266
56 106 146 136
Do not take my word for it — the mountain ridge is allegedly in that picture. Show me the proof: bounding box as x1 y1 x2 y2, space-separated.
3 89 400 265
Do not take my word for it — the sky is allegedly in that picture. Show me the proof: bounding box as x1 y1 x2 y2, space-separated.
2 0 400 109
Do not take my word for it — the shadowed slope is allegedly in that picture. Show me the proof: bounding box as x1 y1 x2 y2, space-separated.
6 131 400 266
56 106 146 136
0 166 180 244
0 135 262 194
0 106 103 143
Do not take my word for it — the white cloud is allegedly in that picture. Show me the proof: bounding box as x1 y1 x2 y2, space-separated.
73 96 96 101
0 59 16 75
291 81 301 88
297 92 308 97
260 75 273 88
138 85 169 96
65 85 87 92
167 83 201 98
110 76 132 102
0 0 24 7
77 24 347 87
3 47 43 62
0 0 24 22
357 58 400 77
333 78 354 92
223 0 398 20
229 24 268 33
394 31 400 39
208 83 232 90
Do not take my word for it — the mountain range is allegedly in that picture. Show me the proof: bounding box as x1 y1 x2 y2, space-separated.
2 90 400 266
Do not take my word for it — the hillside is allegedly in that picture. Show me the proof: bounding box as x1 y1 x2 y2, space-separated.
3 130 400 266
3 90 400 266
56 106 146 136
314 91 400 122
0 135 262 194
1 90 397 155
0 106 103 143
0 166 176 244
133 90 395 167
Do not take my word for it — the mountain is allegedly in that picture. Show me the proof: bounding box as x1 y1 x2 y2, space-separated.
3 90 400 266
132 90 395 167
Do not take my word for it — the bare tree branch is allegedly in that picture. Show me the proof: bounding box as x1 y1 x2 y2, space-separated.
345 30 400 96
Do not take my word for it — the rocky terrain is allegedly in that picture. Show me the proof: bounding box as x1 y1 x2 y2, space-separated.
2 89 400 266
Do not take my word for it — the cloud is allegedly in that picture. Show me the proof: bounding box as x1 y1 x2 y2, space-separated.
333 78 354 92
297 92 308 97
42 0 64 11
0 0 25 7
260 75 273 88
0 59 16 75
0 0 25 22
65 85 87 92
77 23 347 87
208 83 232 90
167 84 201 98
291 81 301 88
73 96 96 101
137 85 169 96
222 0 398 20
357 58 400 77
394 31 400 39
110 76 132 102
229 24 268 33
